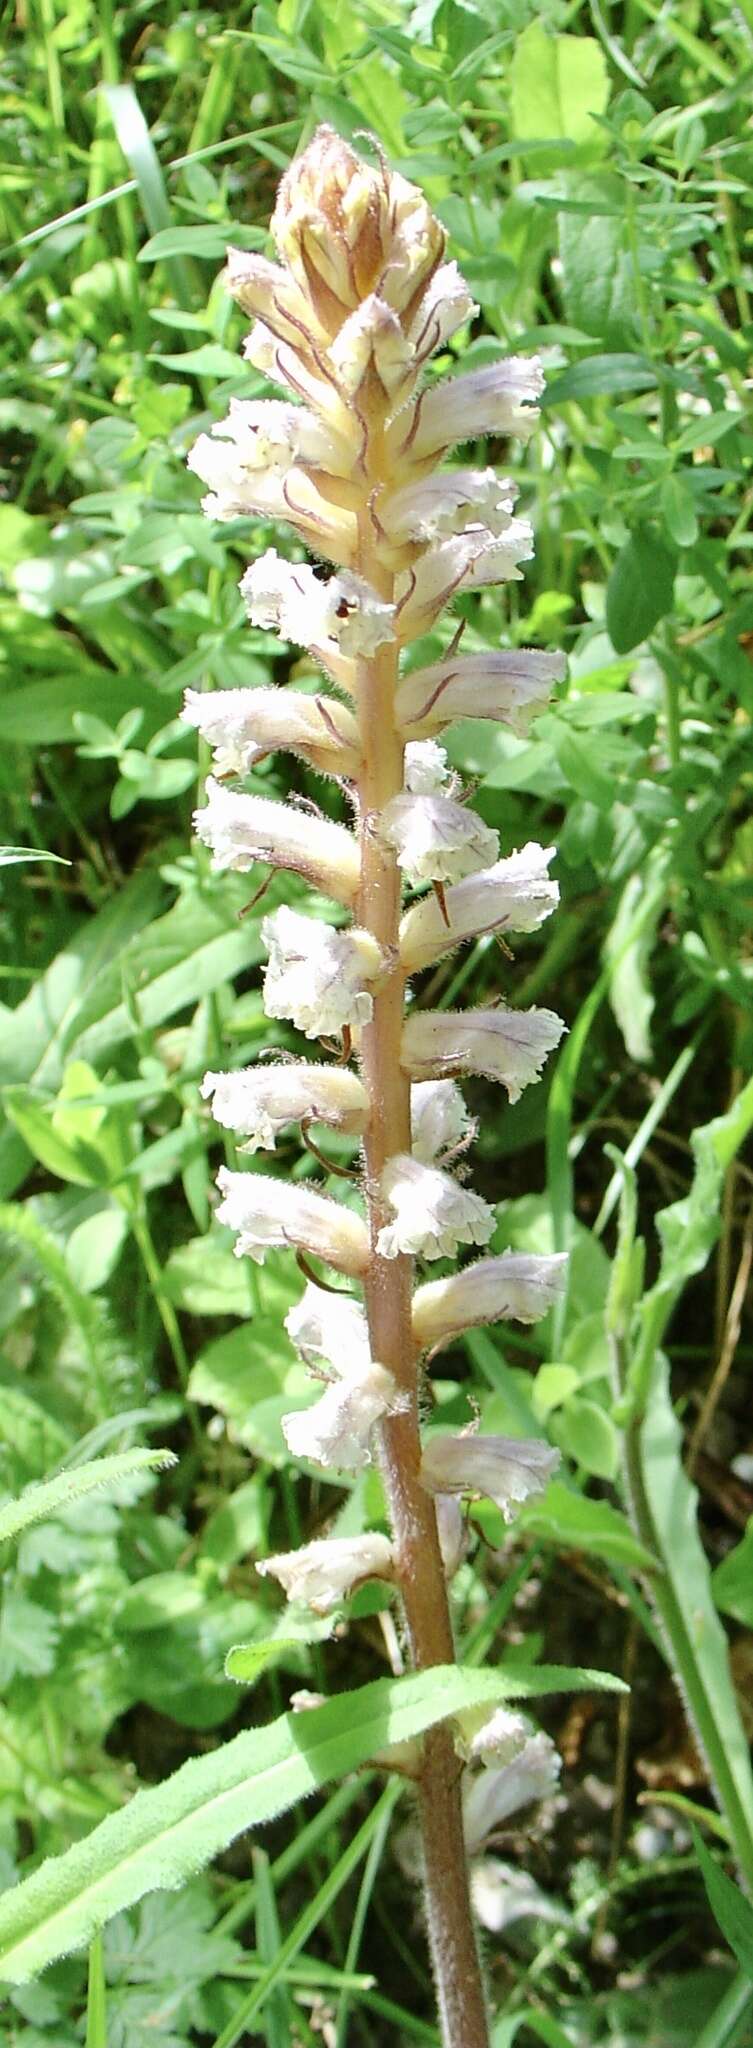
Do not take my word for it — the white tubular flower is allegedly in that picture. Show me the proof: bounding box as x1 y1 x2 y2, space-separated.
216 1166 369 1276
379 790 499 887
412 1251 568 1350
403 740 451 793
242 549 395 661
182 685 362 782
407 260 478 360
376 1155 494 1261
187 397 354 510
396 648 566 741
381 469 516 546
420 1430 559 1521
202 1064 368 1152
395 524 534 639
261 906 382 1041
434 1493 470 1578
463 1732 562 1853
391 357 545 466
286 1280 370 1373
257 1531 394 1613
282 1357 400 1471
455 1705 533 1766
202 462 357 565
330 295 415 398
194 778 360 905
411 1079 471 1164
402 1004 566 1104
400 844 558 974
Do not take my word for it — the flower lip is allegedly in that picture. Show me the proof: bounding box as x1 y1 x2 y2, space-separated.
261 905 382 1041
376 1153 495 1262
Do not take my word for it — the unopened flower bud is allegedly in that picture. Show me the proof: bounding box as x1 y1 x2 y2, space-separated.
412 1252 568 1350
396 649 566 742
194 778 360 905
407 260 478 359
402 1004 566 1103
257 1530 394 1613
261 906 382 1041
216 1166 369 1276
329 295 415 399
182 684 362 782
377 1154 494 1261
399 844 558 974
420 1429 559 1520
410 1079 471 1164
202 1064 368 1152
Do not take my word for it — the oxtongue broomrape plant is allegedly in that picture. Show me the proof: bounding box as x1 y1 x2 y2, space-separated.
187 127 568 2048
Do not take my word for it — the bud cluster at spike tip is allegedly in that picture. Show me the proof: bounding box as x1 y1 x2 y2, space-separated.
184 123 568 1617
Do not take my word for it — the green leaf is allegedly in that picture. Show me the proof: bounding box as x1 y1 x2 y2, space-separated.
606 526 676 653
138 224 266 261
0 846 71 869
604 855 669 1063
558 179 636 346
510 24 609 155
661 473 700 548
0 1662 624 1981
518 1482 657 1572
225 1640 299 1686
0 1451 176 1547
693 1830 753 1978
553 1396 619 1480
543 354 658 405
713 1523 753 1627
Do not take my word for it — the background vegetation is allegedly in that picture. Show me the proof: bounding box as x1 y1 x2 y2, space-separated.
1 0 752 2042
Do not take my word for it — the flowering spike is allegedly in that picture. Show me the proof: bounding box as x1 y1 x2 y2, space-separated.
187 124 568 2048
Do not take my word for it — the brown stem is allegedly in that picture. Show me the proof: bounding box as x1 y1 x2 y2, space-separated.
354 442 490 2048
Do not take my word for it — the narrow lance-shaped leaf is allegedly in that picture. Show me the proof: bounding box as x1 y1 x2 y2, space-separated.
0 1663 625 1983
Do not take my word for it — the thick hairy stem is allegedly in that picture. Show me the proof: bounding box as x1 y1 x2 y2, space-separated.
355 463 490 2048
